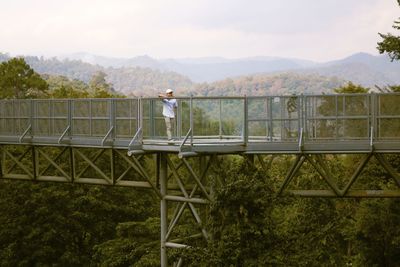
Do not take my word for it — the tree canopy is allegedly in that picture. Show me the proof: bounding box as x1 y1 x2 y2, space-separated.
377 0 400 61
0 58 48 99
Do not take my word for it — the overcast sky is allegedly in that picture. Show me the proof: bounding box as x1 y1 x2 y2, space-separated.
0 0 398 62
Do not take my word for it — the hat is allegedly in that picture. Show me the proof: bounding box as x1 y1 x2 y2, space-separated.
166 89 173 94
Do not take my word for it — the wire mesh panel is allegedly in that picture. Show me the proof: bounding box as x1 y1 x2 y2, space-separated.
190 98 244 140
305 95 337 139
91 100 110 136
221 99 244 138
53 100 69 135
115 98 139 138
248 97 269 139
377 93 400 139
33 100 68 136
0 100 31 136
248 96 300 141
305 95 370 140
72 99 110 137
191 99 219 137
276 96 301 140
142 99 169 139
341 95 370 138
179 99 191 138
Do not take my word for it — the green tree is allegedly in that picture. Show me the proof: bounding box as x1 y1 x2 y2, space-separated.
377 0 400 61
44 74 90 98
333 81 369 94
0 57 48 99
92 218 160 266
0 181 157 266
181 157 278 266
349 199 400 266
89 71 121 98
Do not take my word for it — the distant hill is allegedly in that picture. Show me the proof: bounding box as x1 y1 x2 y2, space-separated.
191 72 345 96
296 52 400 87
0 54 193 96
0 51 395 96
61 52 400 87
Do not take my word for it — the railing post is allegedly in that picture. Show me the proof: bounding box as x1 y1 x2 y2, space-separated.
244 95 248 145
219 99 222 139
89 99 92 137
110 99 115 141
68 99 72 140
190 96 193 145
30 99 34 138
269 97 273 141
177 99 181 140
151 99 156 139
371 93 377 141
301 95 305 142
138 97 142 143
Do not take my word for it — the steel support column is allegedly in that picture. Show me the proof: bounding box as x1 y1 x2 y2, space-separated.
159 152 168 267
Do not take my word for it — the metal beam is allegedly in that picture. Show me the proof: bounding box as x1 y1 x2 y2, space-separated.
289 189 400 198
159 153 168 267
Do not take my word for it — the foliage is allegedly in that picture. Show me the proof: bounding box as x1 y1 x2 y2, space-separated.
275 198 350 266
43 74 90 98
92 218 160 267
192 73 345 96
89 71 123 98
180 157 278 266
377 0 400 61
350 199 400 266
0 58 49 99
44 72 124 98
389 85 400 92
24 56 193 96
333 81 369 94
0 181 157 266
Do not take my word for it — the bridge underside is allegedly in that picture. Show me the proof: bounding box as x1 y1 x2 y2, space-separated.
1 143 400 197
1 143 400 266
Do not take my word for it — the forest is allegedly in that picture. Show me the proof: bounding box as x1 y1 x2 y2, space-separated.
0 3 400 265
0 52 350 97
0 56 400 267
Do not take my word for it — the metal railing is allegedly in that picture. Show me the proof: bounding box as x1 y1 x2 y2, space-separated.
0 94 399 148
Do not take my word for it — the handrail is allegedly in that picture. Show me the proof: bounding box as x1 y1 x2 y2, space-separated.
19 124 32 143
180 128 192 150
58 125 71 144
101 126 114 146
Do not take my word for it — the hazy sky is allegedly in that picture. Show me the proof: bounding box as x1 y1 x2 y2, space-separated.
1 0 398 62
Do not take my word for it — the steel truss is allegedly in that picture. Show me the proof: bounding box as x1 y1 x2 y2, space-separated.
1 145 400 266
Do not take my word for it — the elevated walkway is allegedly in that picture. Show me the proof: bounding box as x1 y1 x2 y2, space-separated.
0 94 399 154
1 93 400 266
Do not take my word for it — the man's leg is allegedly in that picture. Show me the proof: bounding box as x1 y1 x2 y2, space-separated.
164 117 172 140
170 117 175 139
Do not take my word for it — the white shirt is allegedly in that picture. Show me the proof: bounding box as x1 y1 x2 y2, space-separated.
162 98 178 118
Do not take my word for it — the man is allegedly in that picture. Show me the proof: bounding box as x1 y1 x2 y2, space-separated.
158 89 178 141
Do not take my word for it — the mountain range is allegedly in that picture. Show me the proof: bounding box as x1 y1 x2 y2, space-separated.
1 51 399 96
60 52 400 87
